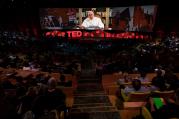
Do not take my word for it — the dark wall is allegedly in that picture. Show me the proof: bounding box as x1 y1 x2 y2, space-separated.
0 0 179 34
0 0 158 8
0 8 41 37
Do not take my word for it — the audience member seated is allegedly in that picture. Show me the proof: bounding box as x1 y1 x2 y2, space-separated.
17 87 37 118
41 74 51 85
147 88 179 119
117 72 131 85
123 79 150 96
8 54 18 68
16 85 27 99
0 85 5 98
58 74 72 87
30 64 40 72
23 62 31 71
75 62 81 79
164 68 179 90
1 79 15 89
139 72 149 82
59 74 66 85
32 78 66 119
36 81 48 96
0 95 20 119
45 78 66 110
15 76 28 92
35 73 44 83
152 69 167 91
95 61 103 79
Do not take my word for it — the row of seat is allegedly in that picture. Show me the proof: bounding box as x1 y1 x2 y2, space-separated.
103 73 178 119
103 73 179 85
0 67 76 109
121 89 175 102
102 73 179 95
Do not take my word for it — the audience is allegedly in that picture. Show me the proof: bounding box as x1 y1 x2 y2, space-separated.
0 30 179 119
30 64 40 72
57 74 72 87
17 87 37 117
0 95 20 119
1 79 15 89
164 68 179 90
32 78 66 119
139 72 149 82
45 78 66 111
22 62 31 71
35 73 44 83
96 61 103 79
152 69 167 91
59 74 66 85
123 79 150 95
147 88 179 119
117 72 131 85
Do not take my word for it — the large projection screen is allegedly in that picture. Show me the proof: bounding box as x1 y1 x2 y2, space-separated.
40 5 157 32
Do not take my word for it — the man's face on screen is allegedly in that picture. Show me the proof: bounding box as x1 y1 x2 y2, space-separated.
88 11 94 19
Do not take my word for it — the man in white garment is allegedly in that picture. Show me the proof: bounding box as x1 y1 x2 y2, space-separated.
81 11 104 30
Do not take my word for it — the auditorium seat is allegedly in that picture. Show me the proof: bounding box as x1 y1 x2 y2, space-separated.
142 106 153 119
121 89 150 102
153 90 175 99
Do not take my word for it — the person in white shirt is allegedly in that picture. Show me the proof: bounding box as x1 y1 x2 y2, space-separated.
124 79 150 96
81 11 104 30
23 63 31 71
138 72 149 83
117 72 131 85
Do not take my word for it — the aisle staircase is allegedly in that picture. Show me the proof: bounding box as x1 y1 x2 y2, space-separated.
69 69 120 119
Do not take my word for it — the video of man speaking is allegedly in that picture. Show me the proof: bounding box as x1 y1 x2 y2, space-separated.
40 6 157 32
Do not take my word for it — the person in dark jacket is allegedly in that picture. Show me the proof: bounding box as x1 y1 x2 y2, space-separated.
147 88 179 119
152 70 167 91
32 78 66 119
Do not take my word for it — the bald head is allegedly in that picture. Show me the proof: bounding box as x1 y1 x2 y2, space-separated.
48 77 57 89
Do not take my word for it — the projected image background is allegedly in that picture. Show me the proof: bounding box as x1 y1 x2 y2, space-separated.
40 6 157 32
112 6 157 32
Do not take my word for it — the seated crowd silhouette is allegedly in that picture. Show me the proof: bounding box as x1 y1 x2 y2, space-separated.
115 68 179 119
0 73 69 119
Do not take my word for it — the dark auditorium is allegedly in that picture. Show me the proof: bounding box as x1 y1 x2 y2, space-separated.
0 0 179 119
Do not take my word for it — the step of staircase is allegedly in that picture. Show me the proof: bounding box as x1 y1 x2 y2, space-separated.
78 79 100 83
73 95 110 105
74 92 106 96
74 94 108 97
74 89 104 93
72 103 111 108
70 71 120 119
70 110 120 119
72 103 112 108
71 106 118 113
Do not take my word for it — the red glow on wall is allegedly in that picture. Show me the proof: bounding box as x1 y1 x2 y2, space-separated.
45 30 149 40
46 32 51 36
